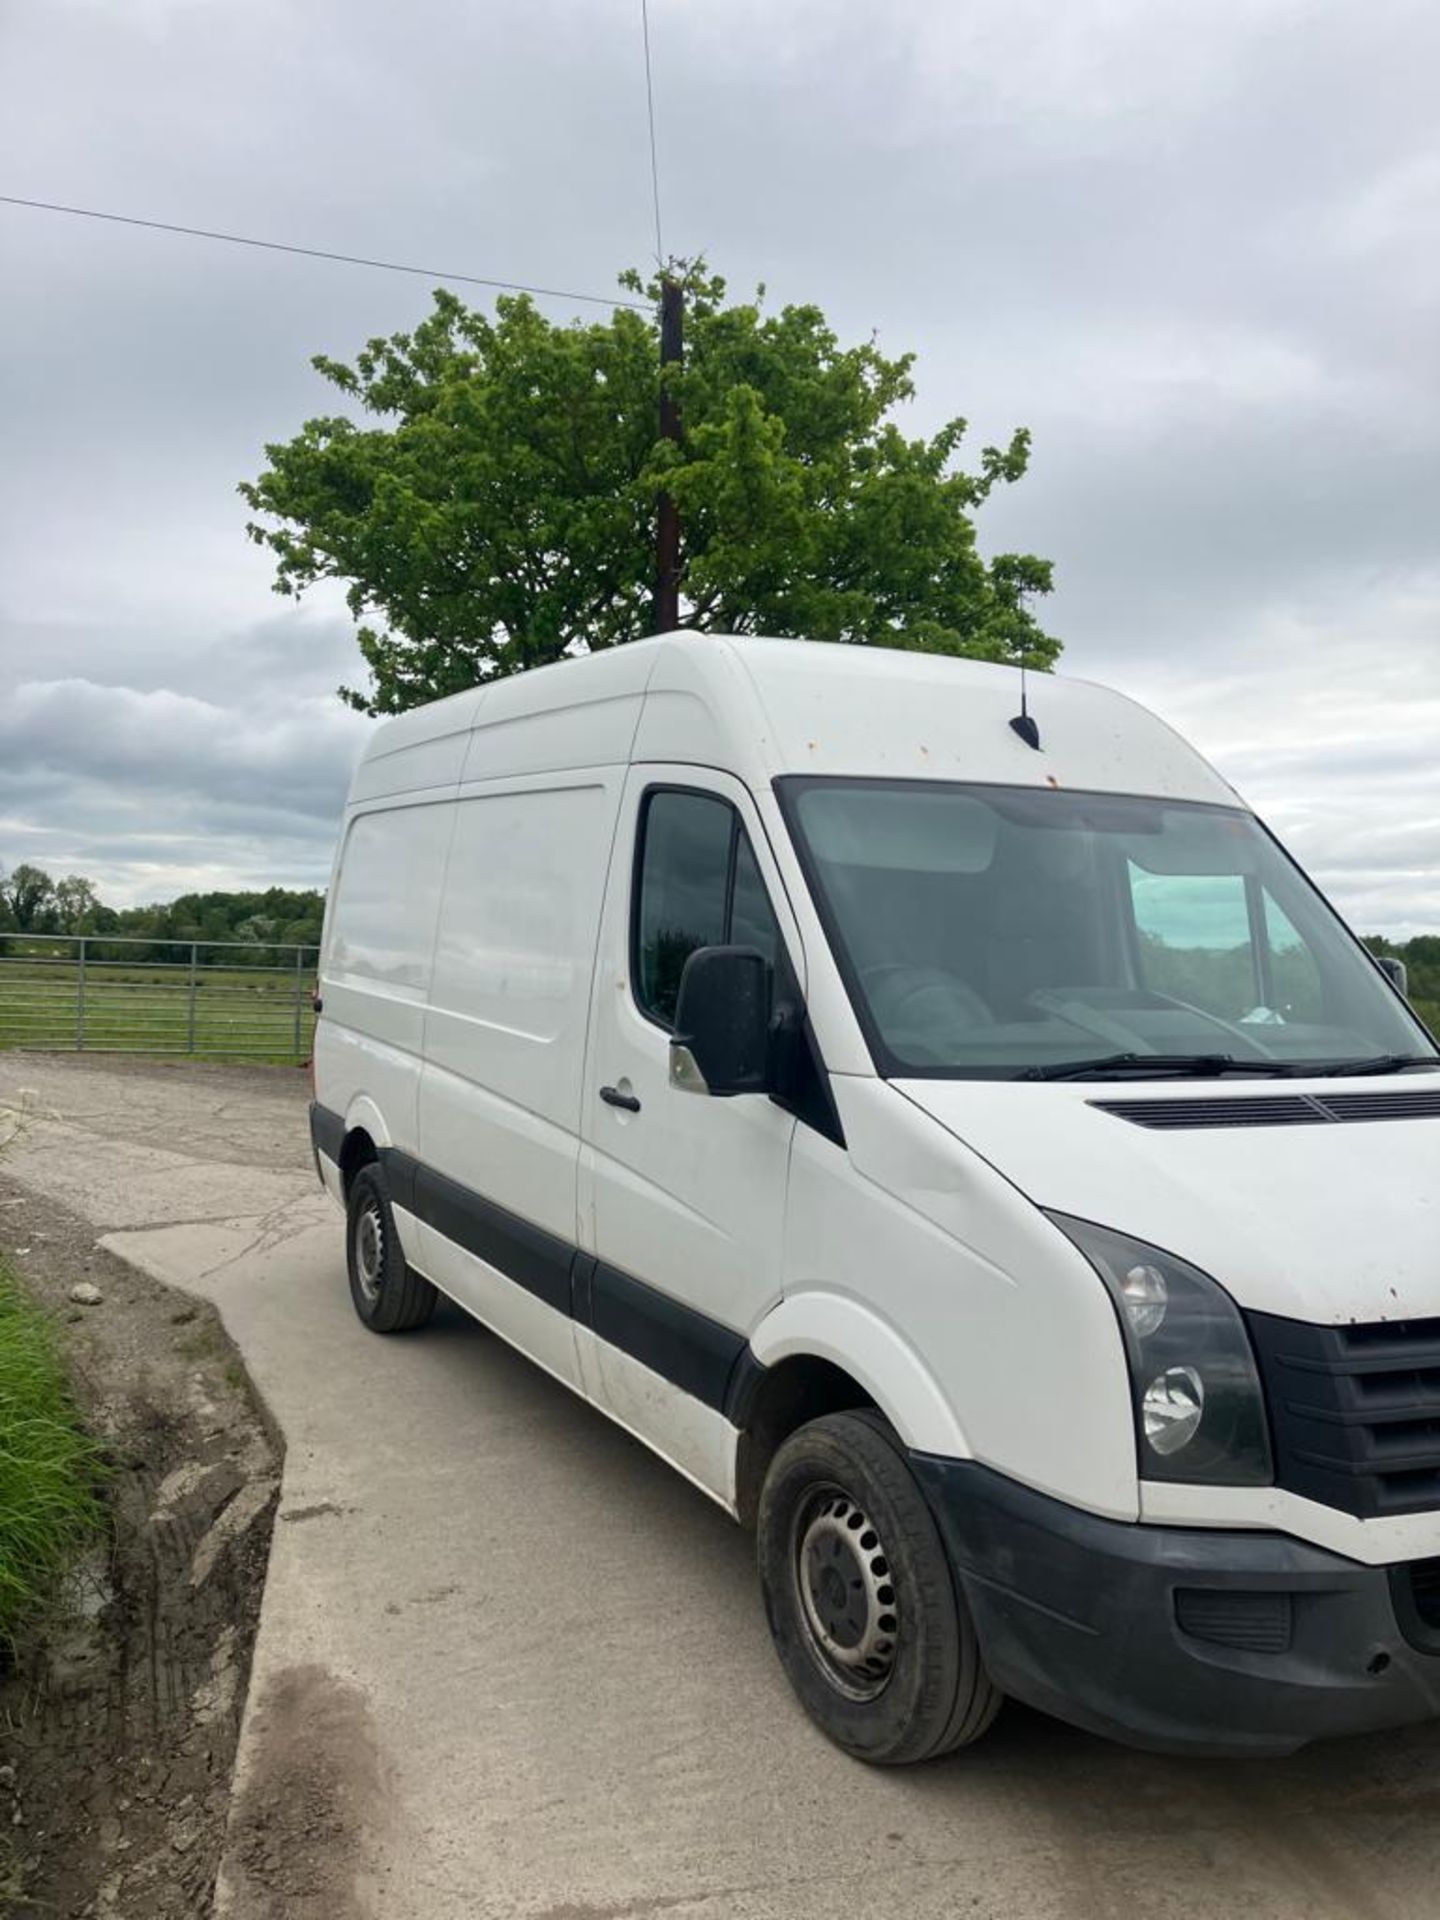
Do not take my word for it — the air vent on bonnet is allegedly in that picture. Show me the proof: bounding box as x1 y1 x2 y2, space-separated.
1092 1088 1440 1130
1092 1095 1327 1130
1323 1089 1440 1122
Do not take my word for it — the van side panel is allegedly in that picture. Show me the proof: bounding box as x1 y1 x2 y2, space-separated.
783 1078 1139 1520
419 779 621 1241
459 692 648 783
327 803 452 999
315 798 455 1172
347 730 472 806
413 776 624 1385
572 1324 739 1510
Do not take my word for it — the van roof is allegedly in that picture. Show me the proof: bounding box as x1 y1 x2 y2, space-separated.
352 632 1240 809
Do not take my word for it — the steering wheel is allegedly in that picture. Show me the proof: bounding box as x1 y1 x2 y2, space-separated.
859 963 996 1031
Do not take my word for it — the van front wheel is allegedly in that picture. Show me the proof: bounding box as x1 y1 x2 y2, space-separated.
345 1163 437 1334
757 1410 1000 1764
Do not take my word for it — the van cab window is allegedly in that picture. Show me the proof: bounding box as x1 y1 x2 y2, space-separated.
634 789 781 1027
1264 894 1324 1022
1130 869 1258 1021
1130 868 1330 1028
781 777 1435 1079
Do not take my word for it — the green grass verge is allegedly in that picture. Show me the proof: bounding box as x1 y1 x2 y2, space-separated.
0 1259 106 1646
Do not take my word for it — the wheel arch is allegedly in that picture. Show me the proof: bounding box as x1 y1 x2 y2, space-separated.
337 1096 392 1197
733 1294 972 1528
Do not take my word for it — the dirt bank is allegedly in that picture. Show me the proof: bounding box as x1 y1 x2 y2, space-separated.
0 1175 279 1919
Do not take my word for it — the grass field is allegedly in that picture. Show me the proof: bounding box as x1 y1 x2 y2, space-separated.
0 957 316 1062
0 1258 105 1646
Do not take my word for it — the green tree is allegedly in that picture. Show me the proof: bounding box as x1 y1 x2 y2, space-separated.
0 864 54 933
49 875 102 934
241 265 1058 716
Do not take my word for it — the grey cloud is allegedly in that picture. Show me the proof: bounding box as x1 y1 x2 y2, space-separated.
1 674 369 810
0 659 372 904
1 0 1436 926
2 606 359 705
1109 608 1440 936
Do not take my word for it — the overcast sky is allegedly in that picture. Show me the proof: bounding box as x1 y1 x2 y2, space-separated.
1 0 1436 932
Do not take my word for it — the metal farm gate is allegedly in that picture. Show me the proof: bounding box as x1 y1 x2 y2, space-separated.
0 935 318 1063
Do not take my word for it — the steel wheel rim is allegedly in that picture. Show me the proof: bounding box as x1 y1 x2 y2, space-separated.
354 1204 384 1305
791 1482 899 1701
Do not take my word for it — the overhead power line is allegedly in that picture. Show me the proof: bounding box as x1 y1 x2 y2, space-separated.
0 194 648 311
640 0 665 265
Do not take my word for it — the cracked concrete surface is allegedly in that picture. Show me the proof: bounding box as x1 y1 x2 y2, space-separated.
6 1053 1440 1918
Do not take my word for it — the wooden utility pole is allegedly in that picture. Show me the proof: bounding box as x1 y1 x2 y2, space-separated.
654 276 683 634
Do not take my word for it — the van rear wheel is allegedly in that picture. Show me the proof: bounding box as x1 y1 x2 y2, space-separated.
345 1163 437 1333
757 1410 1000 1764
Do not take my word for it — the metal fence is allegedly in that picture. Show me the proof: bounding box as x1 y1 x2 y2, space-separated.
0 934 319 1062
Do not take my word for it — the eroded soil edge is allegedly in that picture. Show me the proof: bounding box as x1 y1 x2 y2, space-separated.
0 1174 280 1919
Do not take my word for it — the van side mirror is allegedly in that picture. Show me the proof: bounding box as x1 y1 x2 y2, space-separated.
669 946 772 1096
1377 955 1409 997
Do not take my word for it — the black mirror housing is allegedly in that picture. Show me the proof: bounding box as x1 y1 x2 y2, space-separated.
1377 955 1409 997
671 946 773 1096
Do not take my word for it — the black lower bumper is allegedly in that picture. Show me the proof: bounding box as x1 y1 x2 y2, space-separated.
912 1455 1440 1757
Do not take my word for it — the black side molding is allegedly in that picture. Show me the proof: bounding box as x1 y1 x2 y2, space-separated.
331 1136 760 1417
724 1346 769 1428
590 1261 747 1411
571 1251 597 1325
310 1101 345 1164
405 1153 574 1318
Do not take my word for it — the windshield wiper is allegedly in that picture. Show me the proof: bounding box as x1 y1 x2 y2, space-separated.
1287 1053 1440 1078
1017 1052 1295 1083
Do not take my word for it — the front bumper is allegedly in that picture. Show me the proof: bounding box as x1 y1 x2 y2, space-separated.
913 1455 1440 1756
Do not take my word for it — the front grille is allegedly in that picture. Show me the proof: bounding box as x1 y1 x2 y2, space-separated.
1248 1311 1440 1517
1093 1086 1440 1129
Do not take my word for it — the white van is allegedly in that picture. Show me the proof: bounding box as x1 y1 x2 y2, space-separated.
310 632 1440 1762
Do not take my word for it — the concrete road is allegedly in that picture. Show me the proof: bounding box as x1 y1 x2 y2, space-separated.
4 1054 1440 1919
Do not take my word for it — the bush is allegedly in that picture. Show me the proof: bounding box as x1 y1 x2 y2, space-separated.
0 1260 105 1643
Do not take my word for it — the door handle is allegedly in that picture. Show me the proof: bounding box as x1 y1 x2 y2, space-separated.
599 1085 642 1113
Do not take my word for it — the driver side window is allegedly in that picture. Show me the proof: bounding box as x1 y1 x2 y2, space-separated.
633 788 781 1029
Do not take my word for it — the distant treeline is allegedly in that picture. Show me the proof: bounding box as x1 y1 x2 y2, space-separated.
0 862 323 965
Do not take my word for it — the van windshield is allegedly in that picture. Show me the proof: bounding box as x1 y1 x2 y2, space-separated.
780 779 1438 1080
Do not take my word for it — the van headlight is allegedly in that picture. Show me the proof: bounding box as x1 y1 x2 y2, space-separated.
1046 1213 1272 1487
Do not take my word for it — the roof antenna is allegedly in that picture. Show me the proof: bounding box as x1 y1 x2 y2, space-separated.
1010 663 1042 751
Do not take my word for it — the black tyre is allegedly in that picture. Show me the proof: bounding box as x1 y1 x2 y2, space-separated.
345 1162 437 1333
757 1410 1000 1764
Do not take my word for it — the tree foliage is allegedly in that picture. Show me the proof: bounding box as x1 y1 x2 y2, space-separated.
241 265 1059 715
0 864 60 933
0 866 324 963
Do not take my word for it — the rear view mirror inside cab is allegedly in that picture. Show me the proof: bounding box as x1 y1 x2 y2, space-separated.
1122 809 1261 877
